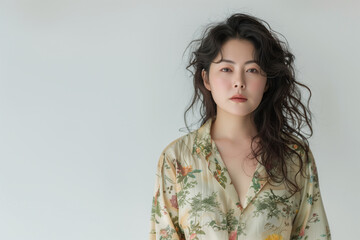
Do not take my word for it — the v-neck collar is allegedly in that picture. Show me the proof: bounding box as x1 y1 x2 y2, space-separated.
192 117 268 212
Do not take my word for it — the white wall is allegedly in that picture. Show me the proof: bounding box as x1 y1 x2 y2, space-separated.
1 0 358 239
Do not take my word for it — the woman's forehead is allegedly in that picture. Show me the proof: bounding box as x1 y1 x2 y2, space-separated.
213 39 256 64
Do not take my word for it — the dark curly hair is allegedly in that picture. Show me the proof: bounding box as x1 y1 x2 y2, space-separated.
183 13 313 195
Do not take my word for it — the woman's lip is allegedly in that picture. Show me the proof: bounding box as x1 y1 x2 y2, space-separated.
231 94 247 100
231 97 247 100
231 98 247 102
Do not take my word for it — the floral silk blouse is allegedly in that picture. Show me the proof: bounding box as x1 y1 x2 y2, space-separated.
149 117 331 240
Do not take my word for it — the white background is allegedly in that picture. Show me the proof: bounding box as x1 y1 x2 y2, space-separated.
1 0 359 239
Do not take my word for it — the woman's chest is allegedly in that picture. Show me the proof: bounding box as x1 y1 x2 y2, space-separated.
222 155 256 206
176 151 301 240
214 141 258 206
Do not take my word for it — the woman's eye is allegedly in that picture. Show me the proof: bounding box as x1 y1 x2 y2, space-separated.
221 68 231 72
247 68 258 73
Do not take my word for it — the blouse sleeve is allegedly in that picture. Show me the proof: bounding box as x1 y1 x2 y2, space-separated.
290 148 331 240
149 151 184 240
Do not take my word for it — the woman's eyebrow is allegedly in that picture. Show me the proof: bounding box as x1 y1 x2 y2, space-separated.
216 59 258 65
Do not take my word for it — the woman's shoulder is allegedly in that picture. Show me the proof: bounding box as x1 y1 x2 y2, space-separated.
283 135 317 177
283 134 311 154
159 128 199 160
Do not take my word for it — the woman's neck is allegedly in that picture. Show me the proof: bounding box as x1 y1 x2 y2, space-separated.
211 110 258 142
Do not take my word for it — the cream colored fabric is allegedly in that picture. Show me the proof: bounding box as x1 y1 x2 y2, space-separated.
149 117 330 240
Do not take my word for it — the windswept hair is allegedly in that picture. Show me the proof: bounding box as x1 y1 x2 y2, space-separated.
183 13 313 195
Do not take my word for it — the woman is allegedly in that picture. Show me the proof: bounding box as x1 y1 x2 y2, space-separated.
149 13 330 240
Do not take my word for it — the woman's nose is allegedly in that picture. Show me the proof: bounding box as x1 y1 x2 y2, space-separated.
233 74 245 89
234 83 245 89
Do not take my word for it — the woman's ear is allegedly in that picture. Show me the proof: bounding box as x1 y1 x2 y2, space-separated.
202 69 211 91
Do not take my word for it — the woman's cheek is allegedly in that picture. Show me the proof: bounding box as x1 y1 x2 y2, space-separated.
211 79 227 91
250 80 267 93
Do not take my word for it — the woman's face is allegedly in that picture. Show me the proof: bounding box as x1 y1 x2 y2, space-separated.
202 38 268 118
